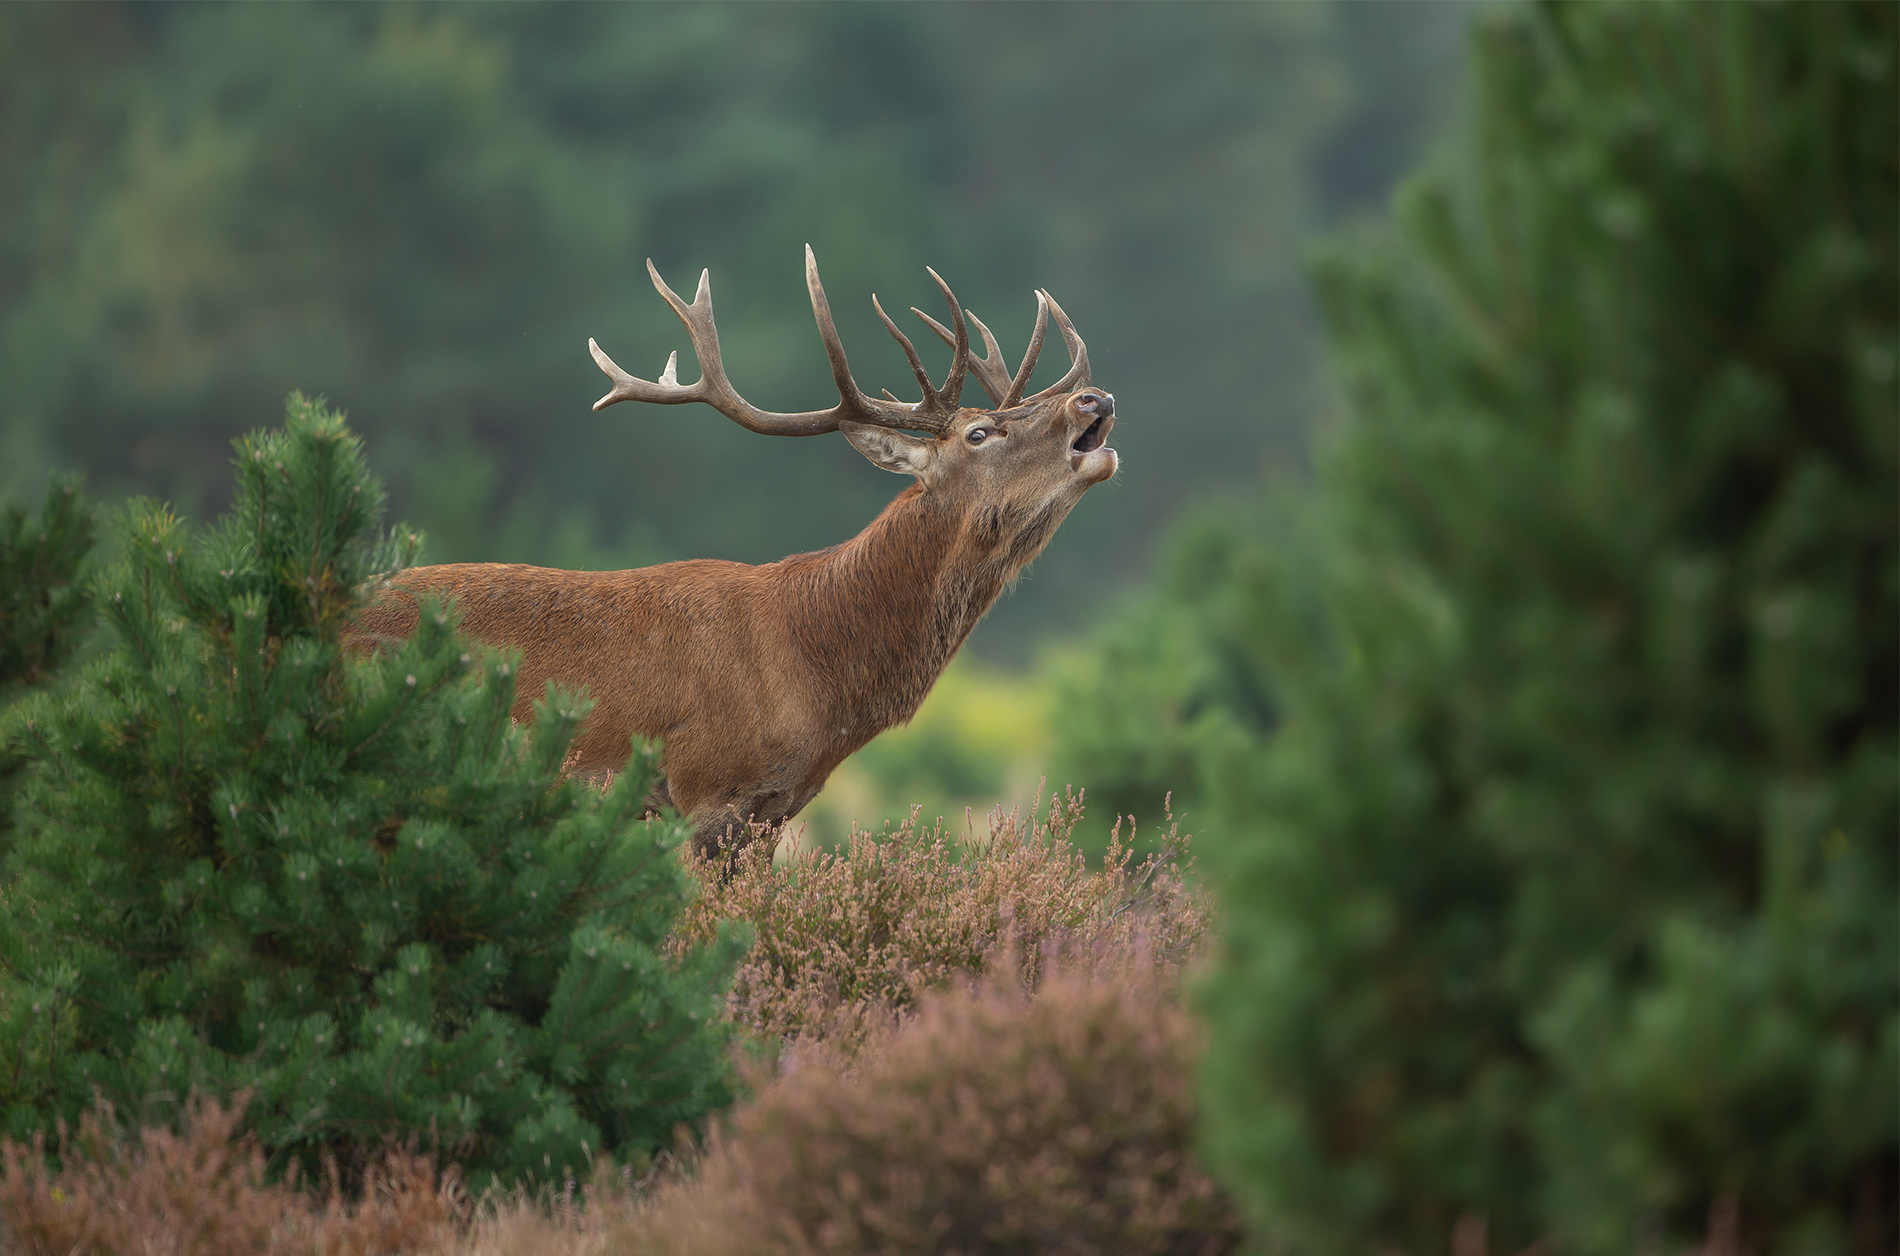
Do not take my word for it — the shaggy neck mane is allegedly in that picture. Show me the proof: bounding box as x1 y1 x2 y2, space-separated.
777 482 1041 738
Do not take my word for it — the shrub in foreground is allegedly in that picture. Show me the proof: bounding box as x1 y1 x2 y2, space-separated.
632 949 1244 1256
671 791 1213 1055
0 398 744 1186
0 1098 1784 1256
0 1093 460 1255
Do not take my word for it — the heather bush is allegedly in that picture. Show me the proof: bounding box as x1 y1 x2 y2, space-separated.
631 948 1245 1256
0 1092 462 1255
0 1097 1776 1256
671 789 1213 1055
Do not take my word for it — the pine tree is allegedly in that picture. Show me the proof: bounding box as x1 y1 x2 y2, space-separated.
0 396 745 1188
1180 4 1896 1254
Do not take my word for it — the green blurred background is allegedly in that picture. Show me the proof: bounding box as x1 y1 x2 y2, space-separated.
0 1 1465 841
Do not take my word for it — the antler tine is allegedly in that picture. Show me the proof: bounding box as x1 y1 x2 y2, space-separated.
804 246 867 415
915 307 1007 406
1001 291 1050 408
1023 289 1089 400
925 267 969 411
872 293 940 408
591 260 844 435
869 266 970 418
589 250 946 438
806 246 949 436
589 247 957 438
916 292 1055 409
587 261 709 410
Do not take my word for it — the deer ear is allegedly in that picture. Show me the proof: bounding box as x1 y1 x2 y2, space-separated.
839 421 939 478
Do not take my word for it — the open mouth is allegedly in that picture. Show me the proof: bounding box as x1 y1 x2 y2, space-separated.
1071 415 1110 454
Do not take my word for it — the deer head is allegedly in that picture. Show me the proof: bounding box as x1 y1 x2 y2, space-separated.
588 247 1117 567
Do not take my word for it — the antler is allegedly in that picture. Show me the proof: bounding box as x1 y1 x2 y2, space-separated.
914 288 1088 409
1023 291 1090 400
589 246 971 437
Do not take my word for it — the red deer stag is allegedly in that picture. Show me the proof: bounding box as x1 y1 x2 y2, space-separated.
356 247 1117 858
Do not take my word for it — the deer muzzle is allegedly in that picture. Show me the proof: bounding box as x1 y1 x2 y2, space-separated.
1068 394 1117 482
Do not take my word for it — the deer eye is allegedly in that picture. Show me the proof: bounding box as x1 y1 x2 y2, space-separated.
966 427 990 445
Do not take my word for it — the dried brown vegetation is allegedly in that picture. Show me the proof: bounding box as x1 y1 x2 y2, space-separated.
671 789 1214 1055
628 947 1244 1255
0 1094 462 1255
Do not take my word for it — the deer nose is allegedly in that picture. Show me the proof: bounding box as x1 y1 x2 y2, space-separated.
1076 392 1113 418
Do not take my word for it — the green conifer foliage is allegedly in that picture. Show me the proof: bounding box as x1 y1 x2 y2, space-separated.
1193 4 1896 1254
0 474 95 852
0 476 94 696
0 397 744 1187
